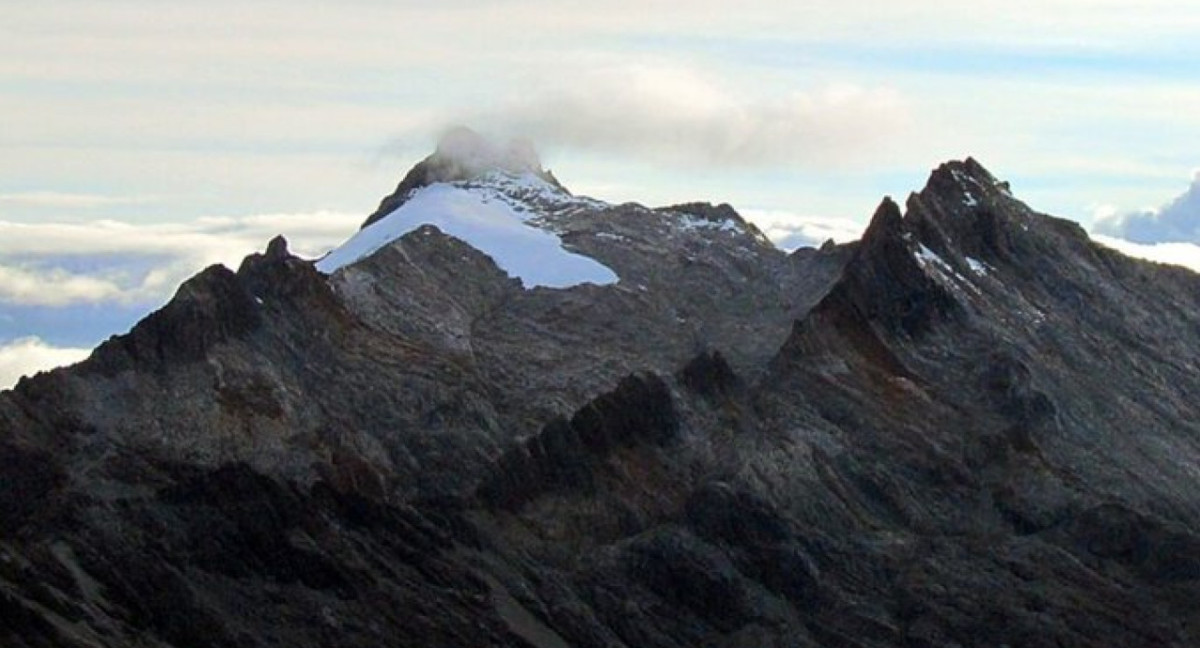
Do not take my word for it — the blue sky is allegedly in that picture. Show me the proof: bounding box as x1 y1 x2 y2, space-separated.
3 0 1200 385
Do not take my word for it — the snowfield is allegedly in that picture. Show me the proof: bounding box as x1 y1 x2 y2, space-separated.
316 177 619 289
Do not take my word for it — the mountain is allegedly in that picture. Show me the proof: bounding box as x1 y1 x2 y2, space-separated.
4 132 1200 647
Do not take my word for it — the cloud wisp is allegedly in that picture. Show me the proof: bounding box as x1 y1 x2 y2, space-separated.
468 65 910 169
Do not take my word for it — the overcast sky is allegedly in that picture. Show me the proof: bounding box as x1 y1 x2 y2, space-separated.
3 1 1200 386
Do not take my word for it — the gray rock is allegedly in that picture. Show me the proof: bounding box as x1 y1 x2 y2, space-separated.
4 145 1200 647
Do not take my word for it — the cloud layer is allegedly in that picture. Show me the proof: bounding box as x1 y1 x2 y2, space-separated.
0 212 359 307
1092 171 1200 243
1091 235 1200 274
0 337 91 390
742 209 866 250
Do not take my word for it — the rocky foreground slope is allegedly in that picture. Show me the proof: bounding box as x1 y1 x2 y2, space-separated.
3 133 1200 647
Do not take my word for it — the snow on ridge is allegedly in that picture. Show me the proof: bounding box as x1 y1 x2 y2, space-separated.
949 169 982 208
914 244 982 296
915 244 953 273
950 168 982 189
950 165 1014 201
472 171 608 214
315 175 618 289
965 256 990 276
674 213 744 236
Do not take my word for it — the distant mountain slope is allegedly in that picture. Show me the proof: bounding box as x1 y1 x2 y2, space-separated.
2 133 1200 647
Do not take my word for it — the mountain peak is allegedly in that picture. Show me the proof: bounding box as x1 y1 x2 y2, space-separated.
932 156 994 182
918 157 1013 214
861 196 904 242
11 148 1200 648
362 127 565 228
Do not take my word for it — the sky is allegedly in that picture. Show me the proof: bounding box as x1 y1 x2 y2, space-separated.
3 0 1200 387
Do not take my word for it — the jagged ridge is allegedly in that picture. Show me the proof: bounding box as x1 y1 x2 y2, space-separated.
4 151 1200 648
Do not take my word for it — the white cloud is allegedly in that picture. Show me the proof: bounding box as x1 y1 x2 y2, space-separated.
0 211 360 307
1091 235 1200 273
3 0 1200 274
0 212 357 261
469 65 911 168
0 337 91 390
0 264 129 307
1091 170 1200 243
742 208 866 250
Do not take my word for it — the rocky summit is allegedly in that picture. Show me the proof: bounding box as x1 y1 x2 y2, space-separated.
3 130 1200 647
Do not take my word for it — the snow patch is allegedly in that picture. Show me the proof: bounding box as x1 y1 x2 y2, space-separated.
950 168 1002 208
914 244 981 296
951 169 982 188
965 256 990 276
676 214 743 234
316 177 618 289
915 244 951 271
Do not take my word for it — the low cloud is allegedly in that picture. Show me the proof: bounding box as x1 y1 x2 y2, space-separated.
1092 170 1200 243
0 336 91 390
742 209 866 251
0 212 359 307
471 65 910 169
0 264 131 307
1091 235 1200 274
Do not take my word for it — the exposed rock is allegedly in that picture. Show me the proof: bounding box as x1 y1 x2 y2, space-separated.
479 373 679 510
4 150 1200 647
678 349 742 402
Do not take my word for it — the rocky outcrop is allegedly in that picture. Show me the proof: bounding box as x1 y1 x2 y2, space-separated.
479 373 679 510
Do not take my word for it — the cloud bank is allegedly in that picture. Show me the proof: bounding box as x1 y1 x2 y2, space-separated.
0 212 359 307
1092 171 1200 243
742 209 866 251
0 337 91 390
1091 235 1200 274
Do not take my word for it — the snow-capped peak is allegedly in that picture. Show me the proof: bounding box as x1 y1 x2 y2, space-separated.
362 127 569 229
316 172 618 289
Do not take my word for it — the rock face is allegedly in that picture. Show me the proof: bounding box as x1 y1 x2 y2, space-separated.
4 141 1200 647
